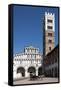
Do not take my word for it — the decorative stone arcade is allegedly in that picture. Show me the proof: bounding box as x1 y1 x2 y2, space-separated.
13 46 43 79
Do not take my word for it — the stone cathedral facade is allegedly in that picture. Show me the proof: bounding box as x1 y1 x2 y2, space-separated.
13 46 42 79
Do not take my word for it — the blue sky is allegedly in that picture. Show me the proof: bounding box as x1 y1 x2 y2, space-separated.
13 5 59 54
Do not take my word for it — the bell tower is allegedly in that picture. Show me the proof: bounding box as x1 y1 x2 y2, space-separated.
43 12 55 56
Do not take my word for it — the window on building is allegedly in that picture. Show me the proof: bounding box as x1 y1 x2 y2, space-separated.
35 49 36 53
49 47 51 51
29 49 31 53
31 49 35 53
25 49 27 53
27 54 31 58
47 26 53 29
27 49 29 52
48 33 52 36
36 49 38 53
31 55 35 59
48 40 52 43
47 19 53 23
27 55 29 58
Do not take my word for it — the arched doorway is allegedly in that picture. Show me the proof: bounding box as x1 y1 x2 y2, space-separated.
28 66 36 75
17 67 25 77
38 67 42 76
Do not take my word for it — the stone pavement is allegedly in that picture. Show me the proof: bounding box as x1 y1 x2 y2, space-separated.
13 77 59 85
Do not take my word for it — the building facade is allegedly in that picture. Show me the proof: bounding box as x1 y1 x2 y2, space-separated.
13 46 42 79
43 12 55 56
44 45 59 77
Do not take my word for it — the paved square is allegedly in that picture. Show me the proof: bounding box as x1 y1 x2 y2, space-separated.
13 77 59 85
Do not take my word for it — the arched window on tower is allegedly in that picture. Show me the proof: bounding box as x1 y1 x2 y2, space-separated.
48 33 52 36
48 39 52 43
49 47 51 51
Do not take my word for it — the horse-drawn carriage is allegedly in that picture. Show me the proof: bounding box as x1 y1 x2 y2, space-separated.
30 72 44 80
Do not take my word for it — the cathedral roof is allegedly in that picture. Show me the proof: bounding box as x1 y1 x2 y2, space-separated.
25 46 39 50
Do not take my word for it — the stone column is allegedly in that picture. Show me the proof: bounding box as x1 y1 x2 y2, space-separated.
36 68 38 76
13 70 17 79
25 69 28 77
25 68 30 77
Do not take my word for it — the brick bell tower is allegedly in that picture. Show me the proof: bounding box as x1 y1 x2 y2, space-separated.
43 12 55 56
